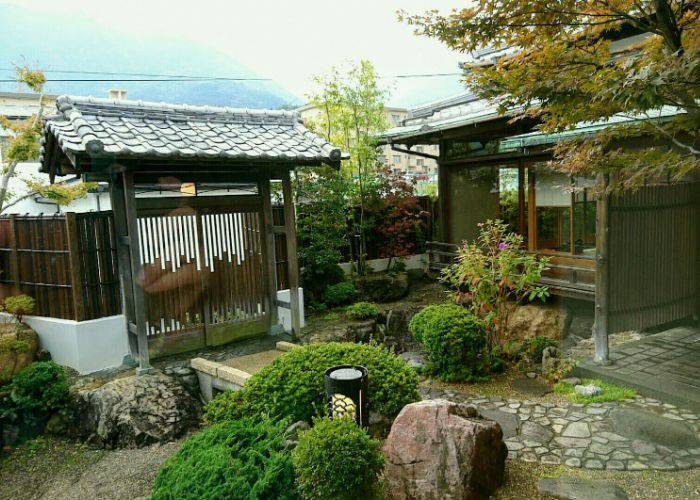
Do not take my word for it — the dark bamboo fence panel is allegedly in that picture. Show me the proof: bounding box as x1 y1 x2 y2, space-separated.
607 182 699 332
0 212 121 321
272 206 289 291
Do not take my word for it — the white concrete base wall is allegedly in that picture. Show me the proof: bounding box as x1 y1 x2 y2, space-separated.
276 288 305 333
23 314 129 375
338 253 427 274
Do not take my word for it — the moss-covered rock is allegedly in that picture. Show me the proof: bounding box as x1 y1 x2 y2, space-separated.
355 272 409 303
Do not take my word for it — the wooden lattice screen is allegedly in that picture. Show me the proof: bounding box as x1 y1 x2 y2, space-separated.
607 182 700 332
0 212 121 321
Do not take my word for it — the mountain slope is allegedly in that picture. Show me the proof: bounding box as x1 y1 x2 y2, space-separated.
0 4 300 108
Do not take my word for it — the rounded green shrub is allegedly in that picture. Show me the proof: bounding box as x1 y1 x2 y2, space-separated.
11 361 69 414
409 304 487 381
293 418 384 500
205 342 419 425
151 418 297 500
322 281 358 307
345 301 380 321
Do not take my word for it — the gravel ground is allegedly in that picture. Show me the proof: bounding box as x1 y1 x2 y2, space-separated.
0 436 185 500
3 434 698 499
495 458 700 499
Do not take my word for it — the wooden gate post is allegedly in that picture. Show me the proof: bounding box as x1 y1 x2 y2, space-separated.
281 171 301 340
594 173 611 365
258 177 279 332
110 173 138 359
110 168 152 373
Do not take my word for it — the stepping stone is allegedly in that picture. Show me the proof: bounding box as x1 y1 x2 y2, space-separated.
520 421 554 443
537 478 628 500
513 376 552 397
563 421 591 438
611 408 700 449
479 408 520 439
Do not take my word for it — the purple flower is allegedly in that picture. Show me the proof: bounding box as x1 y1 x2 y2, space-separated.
498 242 507 250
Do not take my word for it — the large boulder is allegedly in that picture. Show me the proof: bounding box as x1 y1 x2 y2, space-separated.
382 399 507 500
72 370 200 449
506 304 566 340
0 324 39 383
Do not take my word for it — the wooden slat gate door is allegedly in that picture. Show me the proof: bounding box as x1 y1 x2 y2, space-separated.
136 195 269 358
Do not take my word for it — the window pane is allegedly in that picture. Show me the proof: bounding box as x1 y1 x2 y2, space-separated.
572 177 596 256
535 168 571 253
498 167 522 235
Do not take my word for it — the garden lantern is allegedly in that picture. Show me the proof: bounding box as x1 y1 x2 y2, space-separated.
324 365 368 427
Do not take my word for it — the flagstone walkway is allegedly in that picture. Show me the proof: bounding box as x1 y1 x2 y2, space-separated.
421 387 700 471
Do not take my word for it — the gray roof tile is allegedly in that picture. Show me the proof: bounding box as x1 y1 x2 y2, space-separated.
41 95 346 166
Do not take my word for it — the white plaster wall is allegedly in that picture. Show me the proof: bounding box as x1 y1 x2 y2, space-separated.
276 288 305 333
22 314 129 375
338 253 427 275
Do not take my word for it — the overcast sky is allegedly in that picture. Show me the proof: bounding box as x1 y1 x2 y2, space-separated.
3 0 468 105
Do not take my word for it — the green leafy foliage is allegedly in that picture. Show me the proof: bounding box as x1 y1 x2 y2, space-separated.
526 336 558 363
401 2 699 189
2 295 35 323
293 418 384 500
322 281 358 307
151 418 297 500
441 220 549 348
554 379 636 404
345 302 380 321
9 361 69 415
205 342 419 425
409 304 488 381
295 169 350 303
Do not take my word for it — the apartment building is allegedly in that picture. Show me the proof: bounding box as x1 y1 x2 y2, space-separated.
296 104 438 177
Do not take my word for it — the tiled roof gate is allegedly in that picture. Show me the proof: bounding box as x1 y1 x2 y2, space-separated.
40 95 345 373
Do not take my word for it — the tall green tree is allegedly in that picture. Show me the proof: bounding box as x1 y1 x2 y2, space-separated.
306 60 389 272
0 65 92 213
401 2 699 190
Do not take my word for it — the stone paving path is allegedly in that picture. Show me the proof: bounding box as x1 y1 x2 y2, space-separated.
421 387 700 472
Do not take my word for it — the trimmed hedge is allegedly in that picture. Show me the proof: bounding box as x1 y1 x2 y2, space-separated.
345 302 380 321
293 418 384 500
409 304 488 381
205 342 419 425
151 418 297 500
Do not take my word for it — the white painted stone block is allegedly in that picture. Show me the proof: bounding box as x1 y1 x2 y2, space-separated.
22 314 129 375
276 288 305 333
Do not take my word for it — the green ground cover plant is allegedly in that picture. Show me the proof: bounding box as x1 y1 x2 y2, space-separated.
322 282 358 307
204 342 418 425
553 378 636 404
293 417 384 500
151 417 297 500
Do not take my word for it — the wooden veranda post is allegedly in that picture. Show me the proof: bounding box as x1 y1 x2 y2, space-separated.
527 167 537 251
258 178 279 331
594 174 610 364
281 171 301 340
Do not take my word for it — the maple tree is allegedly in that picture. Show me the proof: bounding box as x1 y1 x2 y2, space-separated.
401 1 699 190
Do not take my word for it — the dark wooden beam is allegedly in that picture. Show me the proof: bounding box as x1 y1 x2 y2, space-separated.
281 171 301 339
135 194 261 212
518 163 526 236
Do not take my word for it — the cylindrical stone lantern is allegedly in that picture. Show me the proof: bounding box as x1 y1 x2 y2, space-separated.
324 365 368 427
